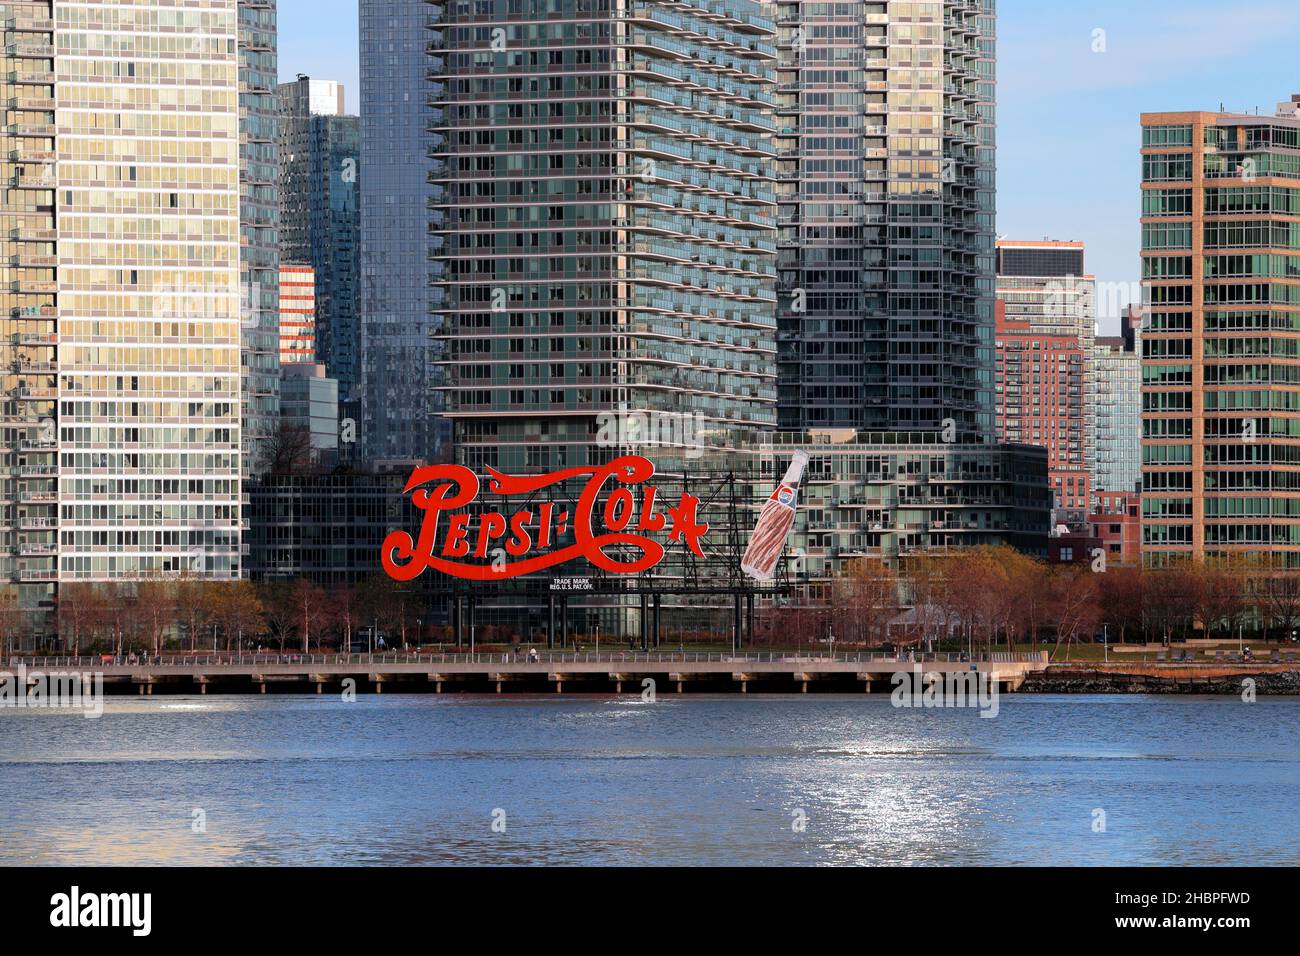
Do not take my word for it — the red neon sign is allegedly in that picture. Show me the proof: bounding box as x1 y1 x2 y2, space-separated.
382 455 708 582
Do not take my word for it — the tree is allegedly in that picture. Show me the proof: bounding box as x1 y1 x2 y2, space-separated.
1197 555 1253 643
357 573 417 649
260 422 314 476
56 582 107 657
1258 561 1300 643
331 584 361 653
997 548 1050 652
946 547 1010 654
100 584 133 657
175 573 217 652
0 593 27 660
259 580 295 652
1046 565 1102 661
901 553 952 649
1097 563 1144 645
210 581 265 653
832 558 898 647
134 578 177 657
289 579 329 653
1144 559 1201 644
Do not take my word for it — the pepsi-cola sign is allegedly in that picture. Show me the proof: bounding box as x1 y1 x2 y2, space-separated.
382 456 708 582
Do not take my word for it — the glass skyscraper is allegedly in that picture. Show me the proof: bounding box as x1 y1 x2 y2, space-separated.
1092 307 1142 496
358 0 442 463
278 76 361 402
773 0 997 441
426 0 779 472
238 0 282 472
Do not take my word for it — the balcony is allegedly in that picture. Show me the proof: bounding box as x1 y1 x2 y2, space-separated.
4 39 55 59
10 227 55 242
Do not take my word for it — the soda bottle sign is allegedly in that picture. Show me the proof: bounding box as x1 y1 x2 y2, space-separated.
742 451 809 582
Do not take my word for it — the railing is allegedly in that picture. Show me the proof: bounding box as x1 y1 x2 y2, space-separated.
8 651 1051 669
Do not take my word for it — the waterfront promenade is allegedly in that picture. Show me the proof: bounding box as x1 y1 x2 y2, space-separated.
7 651 1050 696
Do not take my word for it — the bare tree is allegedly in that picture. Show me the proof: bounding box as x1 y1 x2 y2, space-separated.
134 578 178 657
832 558 899 647
175 573 218 652
1257 559 1300 643
210 581 265 653
1047 566 1102 661
260 422 314 476
332 584 361 653
290 579 329 653
56 582 106 657
1097 563 1144 645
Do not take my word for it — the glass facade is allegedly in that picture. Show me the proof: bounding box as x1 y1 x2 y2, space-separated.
1141 111 1300 564
278 77 360 401
774 0 997 440
55 0 244 580
768 430 1051 603
359 0 442 463
1091 315 1142 496
238 0 281 473
427 0 780 473
1 0 58 634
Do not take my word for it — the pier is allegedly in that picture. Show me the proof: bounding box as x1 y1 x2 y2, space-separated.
8 651 1051 696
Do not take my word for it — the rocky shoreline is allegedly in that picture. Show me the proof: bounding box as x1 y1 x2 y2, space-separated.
1023 668 1300 695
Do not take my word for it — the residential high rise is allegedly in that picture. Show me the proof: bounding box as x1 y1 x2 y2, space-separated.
995 239 1096 511
426 0 780 472
0 0 245 607
1141 107 1300 565
277 75 361 401
359 0 441 464
238 0 281 473
1091 305 1142 495
774 0 998 441
2 0 60 631
279 264 317 364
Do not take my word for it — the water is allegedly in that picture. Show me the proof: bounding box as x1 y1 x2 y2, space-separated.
2 695 1296 866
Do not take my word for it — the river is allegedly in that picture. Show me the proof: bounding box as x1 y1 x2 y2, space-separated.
2 694 1296 865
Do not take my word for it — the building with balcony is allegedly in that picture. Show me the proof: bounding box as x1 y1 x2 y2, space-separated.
1140 105 1300 565
995 239 1096 512
768 430 1051 602
239 0 282 473
773 0 998 441
1 1 245 645
425 0 780 473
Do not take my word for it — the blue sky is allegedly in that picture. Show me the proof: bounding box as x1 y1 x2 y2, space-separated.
278 0 1300 332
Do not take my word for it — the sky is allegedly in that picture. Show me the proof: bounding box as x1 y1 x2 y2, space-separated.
277 0 1300 333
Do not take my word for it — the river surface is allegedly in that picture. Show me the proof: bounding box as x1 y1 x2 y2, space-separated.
1 695 1296 865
